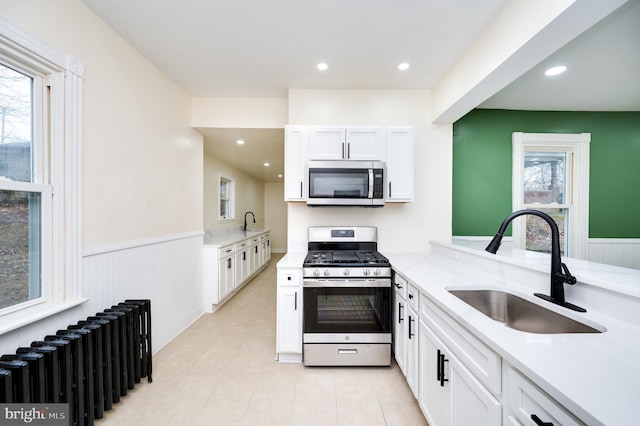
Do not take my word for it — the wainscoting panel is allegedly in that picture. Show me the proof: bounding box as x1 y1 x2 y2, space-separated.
82 232 204 353
588 239 640 270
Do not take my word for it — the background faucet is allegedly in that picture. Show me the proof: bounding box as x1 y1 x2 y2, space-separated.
243 211 256 231
485 209 585 312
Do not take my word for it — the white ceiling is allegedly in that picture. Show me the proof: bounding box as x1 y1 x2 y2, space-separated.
81 0 640 182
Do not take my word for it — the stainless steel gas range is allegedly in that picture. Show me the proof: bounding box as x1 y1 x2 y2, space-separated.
302 226 392 366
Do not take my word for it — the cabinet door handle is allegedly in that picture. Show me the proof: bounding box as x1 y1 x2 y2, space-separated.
300 181 303 198
342 142 345 159
388 181 392 197
243 252 246 261
398 303 403 323
227 258 232 269
531 415 553 426
438 349 449 387
294 292 297 310
255 246 258 253
408 315 414 339
347 143 350 159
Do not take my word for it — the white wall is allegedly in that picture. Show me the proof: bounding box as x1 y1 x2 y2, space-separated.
1 0 204 354
265 183 287 252
203 152 265 232
287 89 452 253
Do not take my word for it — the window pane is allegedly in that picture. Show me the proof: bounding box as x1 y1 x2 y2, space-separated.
524 152 566 204
0 190 41 309
0 64 33 182
220 199 229 218
525 208 566 256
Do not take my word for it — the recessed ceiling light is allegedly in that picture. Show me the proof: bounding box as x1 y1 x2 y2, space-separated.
545 65 567 76
236 139 245 145
264 162 270 167
317 62 328 71
398 62 410 71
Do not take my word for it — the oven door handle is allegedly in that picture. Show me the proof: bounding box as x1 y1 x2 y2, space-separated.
303 279 391 288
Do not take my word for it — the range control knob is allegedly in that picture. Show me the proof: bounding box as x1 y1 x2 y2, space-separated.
373 269 381 276
313 268 320 277
324 269 330 276
343 269 350 276
363 269 371 276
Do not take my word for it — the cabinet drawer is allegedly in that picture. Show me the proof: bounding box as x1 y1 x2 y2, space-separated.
393 271 408 299
506 367 584 426
235 241 250 252
420 294 502 395
406 284 418 312
278 268 302 287
218 244 235 258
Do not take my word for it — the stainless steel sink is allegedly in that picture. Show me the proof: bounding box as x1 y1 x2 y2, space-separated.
448 289 604 334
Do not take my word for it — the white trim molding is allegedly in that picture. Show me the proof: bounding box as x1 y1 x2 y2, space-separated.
588 238 640 270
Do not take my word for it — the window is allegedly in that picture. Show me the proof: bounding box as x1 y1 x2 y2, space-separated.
0 18 83 332
219 175 235 220
512 132 590 259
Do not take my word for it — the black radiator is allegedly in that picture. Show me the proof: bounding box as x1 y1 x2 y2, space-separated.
0 299 152 426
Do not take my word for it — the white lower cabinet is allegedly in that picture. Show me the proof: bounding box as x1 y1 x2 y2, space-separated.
505 366 584 426
203 231 271 311
393 285 407 374
276 267 303 362
418 297 502 426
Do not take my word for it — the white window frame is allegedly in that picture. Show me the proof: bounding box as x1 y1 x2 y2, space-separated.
512 132 590 260
218 174 235 221
0 18 84 334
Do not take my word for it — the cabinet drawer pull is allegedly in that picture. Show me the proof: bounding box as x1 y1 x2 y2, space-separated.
531 414 553 426
394 282 403 289
408 293 413 300
398 303 404 323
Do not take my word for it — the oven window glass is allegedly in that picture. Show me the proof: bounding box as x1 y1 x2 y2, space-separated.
308 168 369 198
304 287 391 333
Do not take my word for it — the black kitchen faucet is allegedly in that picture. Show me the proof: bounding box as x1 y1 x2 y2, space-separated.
485 209 586 312
243 211 256 231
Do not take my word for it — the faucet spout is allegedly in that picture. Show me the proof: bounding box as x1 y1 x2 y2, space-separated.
243 211 256 231
485 209 585 312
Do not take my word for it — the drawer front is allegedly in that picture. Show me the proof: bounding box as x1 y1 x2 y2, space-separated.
506 366 584 426
235 241 250 252
278 268 302 287
420 293 502 395
406 284 418 312
218 244 235 258
393 271 408 299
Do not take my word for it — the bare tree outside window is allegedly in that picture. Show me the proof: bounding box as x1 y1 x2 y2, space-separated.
523 152 567 255
0 63 36 310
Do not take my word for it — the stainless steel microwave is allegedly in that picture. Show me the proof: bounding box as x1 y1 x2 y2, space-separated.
307 161 385 207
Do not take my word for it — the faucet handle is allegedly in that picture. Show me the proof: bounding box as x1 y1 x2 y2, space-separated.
559 263 577 285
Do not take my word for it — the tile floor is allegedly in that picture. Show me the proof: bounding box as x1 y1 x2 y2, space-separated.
97 254 428 425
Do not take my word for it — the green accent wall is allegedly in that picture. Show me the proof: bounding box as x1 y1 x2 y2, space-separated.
452 109 640 238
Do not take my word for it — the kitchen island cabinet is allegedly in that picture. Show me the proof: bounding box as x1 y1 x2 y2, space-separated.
203 229 271 312
387 240 640 426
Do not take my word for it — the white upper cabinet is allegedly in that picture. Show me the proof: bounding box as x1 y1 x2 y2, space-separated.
284 126 307 201
385 127 414 202
308 126 383 161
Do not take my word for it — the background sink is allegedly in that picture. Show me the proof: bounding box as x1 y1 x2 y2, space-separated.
448 289 604 334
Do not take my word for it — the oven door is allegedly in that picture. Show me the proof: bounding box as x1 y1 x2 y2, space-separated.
303 279 391 342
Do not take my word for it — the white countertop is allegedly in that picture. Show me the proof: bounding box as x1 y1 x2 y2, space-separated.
385 241 640 426
203 228 270 247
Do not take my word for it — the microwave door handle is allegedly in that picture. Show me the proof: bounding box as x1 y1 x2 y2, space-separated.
368 169 374 198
